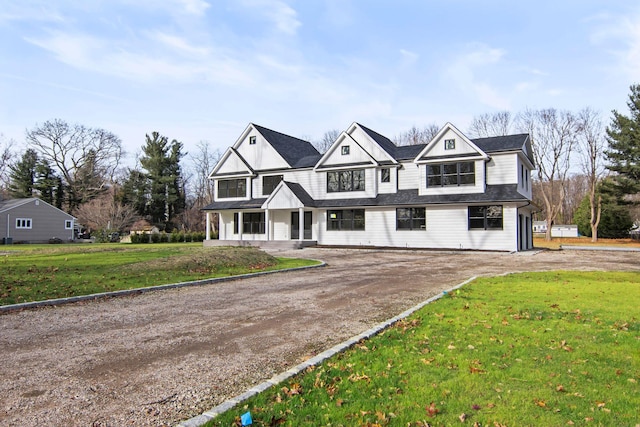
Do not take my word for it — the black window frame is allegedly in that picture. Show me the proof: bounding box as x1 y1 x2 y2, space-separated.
262 175 283 195
396 207 426 230
249 135 256 145
218 178 246 198
341 145 350 155
381 167 390 183
327 169 365 192
233 212 265 234
468 205 503 230
427 161 475 187
327 209 365 231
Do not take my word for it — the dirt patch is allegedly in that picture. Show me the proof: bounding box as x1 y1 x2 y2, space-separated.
1 248 638 426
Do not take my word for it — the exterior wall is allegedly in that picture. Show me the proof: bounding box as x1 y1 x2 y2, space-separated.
516 156 532 198
1 200 74 243
315 204 518 251
398 161 420 190
418 159 486 196
486 153 517 186
235 129 290 171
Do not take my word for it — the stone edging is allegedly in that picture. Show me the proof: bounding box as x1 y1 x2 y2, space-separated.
0 262 326 313
176 276 478 427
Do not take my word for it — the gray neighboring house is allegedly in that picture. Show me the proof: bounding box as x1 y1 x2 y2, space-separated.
0 198 76 244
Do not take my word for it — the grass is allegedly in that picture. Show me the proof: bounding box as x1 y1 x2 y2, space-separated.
0 243 319 305
207 271 640 427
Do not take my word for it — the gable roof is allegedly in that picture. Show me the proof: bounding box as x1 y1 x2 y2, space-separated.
253 124 321 168
0 197 75 218
357 123 399 159
472 134 533 162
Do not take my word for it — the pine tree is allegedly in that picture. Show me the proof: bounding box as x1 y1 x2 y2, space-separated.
606 83 640 196
139 132 185 229
8 149 38 198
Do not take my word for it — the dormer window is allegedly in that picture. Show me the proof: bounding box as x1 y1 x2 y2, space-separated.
444 139 455 150
249 136 256 145
341 145 350 155
427 161 475 187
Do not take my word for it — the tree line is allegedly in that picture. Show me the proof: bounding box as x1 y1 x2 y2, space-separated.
1 84 638 241
0 120 221 239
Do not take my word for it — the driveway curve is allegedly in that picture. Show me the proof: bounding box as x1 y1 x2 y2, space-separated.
1 247 638 426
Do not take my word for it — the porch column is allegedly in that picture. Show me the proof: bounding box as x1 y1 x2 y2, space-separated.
238 211 243 241
298 207 304 242
205 212 211 240
265 209 270 241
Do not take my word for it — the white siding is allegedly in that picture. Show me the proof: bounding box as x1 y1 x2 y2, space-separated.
215 151 253 175
424 128 480 158
486 153 517 186
235 129 290 170
398 161 420 190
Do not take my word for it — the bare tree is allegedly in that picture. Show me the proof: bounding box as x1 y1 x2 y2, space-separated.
468 111 513 138
73 188 138 233
577 107 607 242
516 108 579 241
313 129 340 153
394 124 439 146
189 140 220 206
26 119 123 211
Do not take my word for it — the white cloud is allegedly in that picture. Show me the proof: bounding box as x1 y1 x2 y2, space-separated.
589 10 640 81
177 0 210 15
446 43 511 110
237 0 301 35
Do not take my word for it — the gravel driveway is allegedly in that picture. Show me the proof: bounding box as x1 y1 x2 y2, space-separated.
1 247 638 426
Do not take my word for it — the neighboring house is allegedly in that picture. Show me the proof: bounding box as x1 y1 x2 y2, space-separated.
533 221 579 238
203 122 535 252
0 198 75 243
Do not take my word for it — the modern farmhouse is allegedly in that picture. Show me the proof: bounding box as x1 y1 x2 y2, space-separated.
203 122 535 252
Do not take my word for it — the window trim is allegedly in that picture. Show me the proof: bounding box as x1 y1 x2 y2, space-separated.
249 135 256 145
262 175 283 195
65 220 73 230
380 167 390 183
427 161 475 187
327 169 365 193
444 139 455 150
16 218 32 229
396 207 426 230
327 209 365 231
468 205 503 230
341 145 350 155
218 178 247 198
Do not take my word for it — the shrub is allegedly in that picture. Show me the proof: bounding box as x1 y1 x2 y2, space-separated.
170 232 180 243
160 232 169 243
184 232 193 243
150 233 161 243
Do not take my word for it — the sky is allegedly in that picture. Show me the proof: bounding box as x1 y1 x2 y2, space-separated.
1 0 639 167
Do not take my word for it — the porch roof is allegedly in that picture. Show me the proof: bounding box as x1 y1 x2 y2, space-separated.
202 184 528 211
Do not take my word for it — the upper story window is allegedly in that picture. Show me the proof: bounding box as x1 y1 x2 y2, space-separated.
468 205 503 230
341 145 350 155
249 136 256 145
396 208 425 230
427 161 475 187
262 175 283 195
327 170 365 192
218 178 246 198
444 139 456 150
327 209 365 231
16 218 32 229
381 168 390 183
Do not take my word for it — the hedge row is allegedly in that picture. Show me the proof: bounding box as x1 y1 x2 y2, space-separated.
130 231 207 244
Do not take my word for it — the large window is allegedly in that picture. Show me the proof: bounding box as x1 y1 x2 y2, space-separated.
327 170 365 192
218 179 246 198
233 212 265 234
396 208 426 230
262 175 283 195
468 205 503 230
16 218 32 229
327 209 365 230
427 161 475 187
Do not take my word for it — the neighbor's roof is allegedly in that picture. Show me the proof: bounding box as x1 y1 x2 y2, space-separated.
253 124 322 168
0 198 34 213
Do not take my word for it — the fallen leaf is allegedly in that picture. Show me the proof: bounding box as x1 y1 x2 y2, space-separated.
459 413 468 422
535 399 547 408
335 399 344 407
426 402 439 417
556 384 565 392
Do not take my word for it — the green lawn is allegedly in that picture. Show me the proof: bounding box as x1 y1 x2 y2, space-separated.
0 243 319 305
207 271 640 427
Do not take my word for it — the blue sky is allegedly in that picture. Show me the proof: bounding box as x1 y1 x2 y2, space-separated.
1 0 639 164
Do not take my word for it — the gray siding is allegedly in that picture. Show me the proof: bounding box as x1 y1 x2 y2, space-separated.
1 199 74 243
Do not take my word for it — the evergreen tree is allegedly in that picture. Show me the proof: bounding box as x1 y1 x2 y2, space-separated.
606 83 640 196
34 160 59 205
138 132 185 229
574 187 633 238
8 149 38 198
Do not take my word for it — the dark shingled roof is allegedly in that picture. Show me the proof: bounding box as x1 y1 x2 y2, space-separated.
253 124 321 168
202 184 528 211
357 123 399 159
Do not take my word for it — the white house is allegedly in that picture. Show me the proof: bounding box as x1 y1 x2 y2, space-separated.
203 122 535 252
